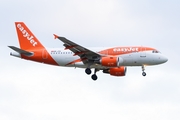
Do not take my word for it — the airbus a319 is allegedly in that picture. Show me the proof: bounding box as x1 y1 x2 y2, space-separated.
9 22 168 80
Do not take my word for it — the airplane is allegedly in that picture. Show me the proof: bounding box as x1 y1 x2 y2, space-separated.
9 22 168 80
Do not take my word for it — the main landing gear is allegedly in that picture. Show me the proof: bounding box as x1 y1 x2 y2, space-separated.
85 68 91 75
85 68 98 81
142 65 146 76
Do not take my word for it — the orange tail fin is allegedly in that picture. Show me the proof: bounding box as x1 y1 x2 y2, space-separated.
15 22 44 50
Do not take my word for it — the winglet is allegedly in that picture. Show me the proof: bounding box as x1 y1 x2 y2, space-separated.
53 34 59 39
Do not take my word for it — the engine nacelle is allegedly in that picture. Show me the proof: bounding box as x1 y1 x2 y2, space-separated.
100 56 123 67
103 67 127 76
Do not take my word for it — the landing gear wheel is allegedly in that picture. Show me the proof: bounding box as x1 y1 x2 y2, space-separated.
141 65 146 76
91 74 98 81
85 68 91 75
142 72 146 76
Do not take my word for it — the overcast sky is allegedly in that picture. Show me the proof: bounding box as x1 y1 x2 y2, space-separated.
0 0 180 120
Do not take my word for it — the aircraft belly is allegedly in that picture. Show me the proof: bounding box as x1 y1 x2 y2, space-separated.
51 55 79 66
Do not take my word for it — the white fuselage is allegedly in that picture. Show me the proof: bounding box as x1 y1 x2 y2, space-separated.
9 22 168 80
42 48 168 69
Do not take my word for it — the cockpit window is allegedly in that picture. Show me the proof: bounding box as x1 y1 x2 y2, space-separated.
152 50 160 53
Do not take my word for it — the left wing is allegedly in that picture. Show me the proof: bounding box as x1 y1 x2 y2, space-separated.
54 34 101 64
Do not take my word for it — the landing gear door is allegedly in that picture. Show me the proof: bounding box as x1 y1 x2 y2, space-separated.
140 47 146 57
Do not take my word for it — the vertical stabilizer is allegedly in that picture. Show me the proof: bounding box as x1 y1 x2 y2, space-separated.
13 22 58 66
15 22 44 50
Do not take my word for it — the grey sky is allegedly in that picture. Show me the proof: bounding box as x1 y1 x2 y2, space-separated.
0 0 180 120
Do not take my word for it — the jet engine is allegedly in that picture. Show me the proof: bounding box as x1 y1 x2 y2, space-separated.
103 67 127 76
100 56 123 67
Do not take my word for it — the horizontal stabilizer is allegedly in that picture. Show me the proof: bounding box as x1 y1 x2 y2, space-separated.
8 46 33 56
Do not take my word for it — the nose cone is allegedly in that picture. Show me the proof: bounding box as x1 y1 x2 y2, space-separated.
160 55 168 63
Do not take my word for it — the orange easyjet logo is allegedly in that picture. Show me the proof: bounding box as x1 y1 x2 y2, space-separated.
113 47 139 52
17 24 37 47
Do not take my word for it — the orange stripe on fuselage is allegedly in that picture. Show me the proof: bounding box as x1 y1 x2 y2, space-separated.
65 47 155 66
99 46 155 55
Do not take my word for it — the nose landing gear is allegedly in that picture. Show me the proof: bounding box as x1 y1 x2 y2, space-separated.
142 65 146 76
142 72 146 76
